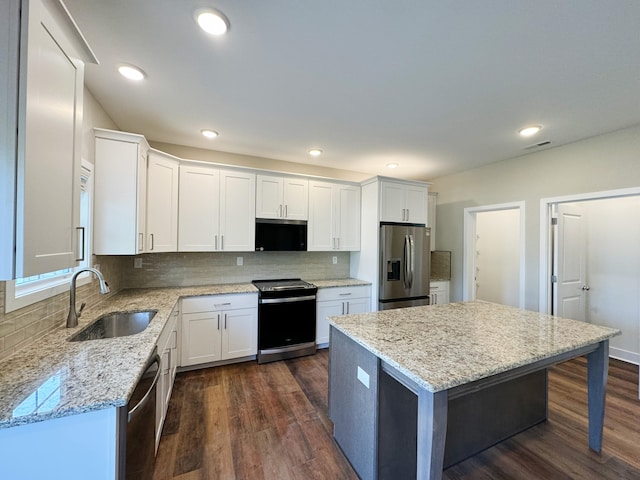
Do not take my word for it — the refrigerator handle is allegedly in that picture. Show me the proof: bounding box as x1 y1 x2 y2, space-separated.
403 235 411 289
408 234 415 288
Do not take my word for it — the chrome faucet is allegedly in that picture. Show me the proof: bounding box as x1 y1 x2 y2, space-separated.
66 267 111 328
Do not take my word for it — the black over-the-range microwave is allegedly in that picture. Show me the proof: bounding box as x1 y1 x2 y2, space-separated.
255 218 307 251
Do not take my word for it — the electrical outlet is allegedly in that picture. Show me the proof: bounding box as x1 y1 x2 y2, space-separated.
236 256 243 266
134 258 143 269
332 256 338 265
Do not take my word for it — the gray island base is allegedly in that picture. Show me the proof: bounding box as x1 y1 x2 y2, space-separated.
328 301 619 480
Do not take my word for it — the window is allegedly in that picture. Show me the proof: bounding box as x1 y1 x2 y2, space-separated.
5 161 94 313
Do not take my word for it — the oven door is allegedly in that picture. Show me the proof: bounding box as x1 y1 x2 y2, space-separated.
258 295 316 350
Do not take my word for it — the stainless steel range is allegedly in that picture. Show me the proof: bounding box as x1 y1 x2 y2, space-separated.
252 279 318 364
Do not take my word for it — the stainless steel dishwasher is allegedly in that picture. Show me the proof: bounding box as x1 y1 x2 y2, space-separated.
118 351 161 480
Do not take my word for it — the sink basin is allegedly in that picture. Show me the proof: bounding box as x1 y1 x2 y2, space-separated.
69 310 158 342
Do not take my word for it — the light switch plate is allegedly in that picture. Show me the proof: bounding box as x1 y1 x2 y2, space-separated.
357 366 370 389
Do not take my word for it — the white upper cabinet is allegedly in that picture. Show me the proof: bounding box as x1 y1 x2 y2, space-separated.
256 174 308 220
147 150 180 252
379 179 428 224
1 0 97 278
178 164 220 251
308 180 361 251
219 169 256 251
94 129 149 255
178 163 255 252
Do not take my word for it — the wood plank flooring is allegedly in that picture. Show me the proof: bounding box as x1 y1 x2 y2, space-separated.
153 352 640 479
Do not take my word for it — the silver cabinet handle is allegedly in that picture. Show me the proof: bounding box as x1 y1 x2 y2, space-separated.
341 302 345 314
402 208 406 221
214 302 232 307
224 313 227 329
217 313 220 330
75 227 85 261
221 235 224 250
215 235 218 250
406 209 410 221
339 292 352 296
149 233 154 251
279 204 283 217
284 205 288 218
582 285 591 291
346 301 349 314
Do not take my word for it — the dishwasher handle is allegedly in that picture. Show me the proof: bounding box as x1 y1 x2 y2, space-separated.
128 353 161 422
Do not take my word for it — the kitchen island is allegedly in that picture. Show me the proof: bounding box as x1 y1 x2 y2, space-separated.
328 301 620 480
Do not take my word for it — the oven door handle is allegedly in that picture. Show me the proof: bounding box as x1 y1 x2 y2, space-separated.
128 354 161 422
259 295 316 304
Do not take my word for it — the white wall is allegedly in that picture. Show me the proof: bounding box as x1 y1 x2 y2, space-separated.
475 209 520 307
430 124 640 310
583 196 640 363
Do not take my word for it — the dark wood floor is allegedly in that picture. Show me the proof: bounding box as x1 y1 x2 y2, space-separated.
153 352 640 479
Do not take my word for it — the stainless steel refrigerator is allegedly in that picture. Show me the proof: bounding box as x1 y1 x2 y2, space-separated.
378 223 431 310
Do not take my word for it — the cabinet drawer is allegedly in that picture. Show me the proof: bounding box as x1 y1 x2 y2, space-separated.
182 293 257 314
317 285 370 302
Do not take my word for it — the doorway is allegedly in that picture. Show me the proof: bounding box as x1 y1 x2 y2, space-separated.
463 202 525 308
540 188 640 368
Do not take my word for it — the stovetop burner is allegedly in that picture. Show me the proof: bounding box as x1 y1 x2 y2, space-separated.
252 278 316 292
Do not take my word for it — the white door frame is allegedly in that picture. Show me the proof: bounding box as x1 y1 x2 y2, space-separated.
463 201 526 308
538 186 640 314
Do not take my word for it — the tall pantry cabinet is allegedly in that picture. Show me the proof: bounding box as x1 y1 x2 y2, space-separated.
0 0 97 279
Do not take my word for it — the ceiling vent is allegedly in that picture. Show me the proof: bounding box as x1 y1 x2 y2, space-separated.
524 140 551 150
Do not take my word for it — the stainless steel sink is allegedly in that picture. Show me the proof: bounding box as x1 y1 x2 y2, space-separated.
69 310 157 342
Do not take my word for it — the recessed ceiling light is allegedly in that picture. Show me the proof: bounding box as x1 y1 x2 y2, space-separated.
195 9 230 35
518 125 543 137
117 64 146 81
386 163 399 169
201 129 219 139
308 149 323 157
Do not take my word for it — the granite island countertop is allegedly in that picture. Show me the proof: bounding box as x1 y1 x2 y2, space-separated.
0 278 368 430
329 301 620 393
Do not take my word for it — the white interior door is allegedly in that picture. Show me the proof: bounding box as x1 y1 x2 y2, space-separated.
554 203 587 320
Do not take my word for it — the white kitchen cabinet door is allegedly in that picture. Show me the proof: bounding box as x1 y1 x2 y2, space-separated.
256 174 284 219
283 177 309 220
316 285 371 345
308 181 335 250
147 151 179 252
222 307 257 359
256 174 308 220
94 130 149 255
181 311 223 366
379 181 406 223
336 184 361 251
309 180 361 251
219 169 255 251
316 300 344 346
11 0 96 277
405 185 428 224
430 280 450 304
379 180 428 225
178 164 220 251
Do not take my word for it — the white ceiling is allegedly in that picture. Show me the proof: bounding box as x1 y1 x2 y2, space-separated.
64 0 640 181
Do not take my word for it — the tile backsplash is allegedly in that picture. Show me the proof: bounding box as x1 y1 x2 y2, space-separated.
120 251 351 288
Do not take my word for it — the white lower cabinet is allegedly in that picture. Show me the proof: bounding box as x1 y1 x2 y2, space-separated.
181 293 258 367
155 305 179 450
430 280 450 305
316 285 371 346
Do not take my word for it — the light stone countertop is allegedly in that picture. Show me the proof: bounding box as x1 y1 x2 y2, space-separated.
309 278 371 289
0 278 367 430
329 301 620 393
